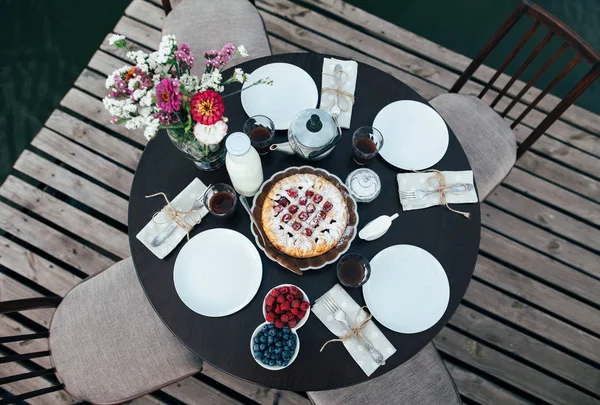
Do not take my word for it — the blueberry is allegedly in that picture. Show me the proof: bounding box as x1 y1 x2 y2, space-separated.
287 340 294 347
275 347 282 353
253 344 259 352
283 359 289 366
268 323 275 329
276 360 283 366
268 329 276 336
268 346 274 353
263 325 270 333
254 351 262 358
262 357 269 365
267 336 273 344
259 336 266 343
290 334 297 341
277 331 283 337
283 333 289 341
269 360 275 366
254 336 259 343
283 326 290 333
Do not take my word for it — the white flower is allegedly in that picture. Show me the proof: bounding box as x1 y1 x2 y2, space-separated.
132 88 147 101
180 73 200 92
144 118 160 141
200 69 224 92
237 45 248 58
140 91 155 107
193 120 228 145
103 97 136 119
232 68 247 84
105 75 115 89
125 116 145 130
108 34 126 45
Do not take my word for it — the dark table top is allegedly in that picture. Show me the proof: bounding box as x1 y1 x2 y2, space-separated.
128 53 481 391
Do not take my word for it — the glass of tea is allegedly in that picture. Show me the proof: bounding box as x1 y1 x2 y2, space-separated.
243 115 276 155
203 183 238 218
352 126 384 165
337 253 371 288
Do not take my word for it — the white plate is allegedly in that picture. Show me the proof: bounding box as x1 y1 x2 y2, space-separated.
241 63 319 130
174 229 262 317
373 100 449 170
363 245 450 334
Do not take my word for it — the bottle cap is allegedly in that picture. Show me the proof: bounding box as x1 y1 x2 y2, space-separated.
225 132 251 156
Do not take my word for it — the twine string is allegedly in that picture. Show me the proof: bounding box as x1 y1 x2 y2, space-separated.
146 192 196 239
321 70 355 112
320 306 374 352
417 169 470 218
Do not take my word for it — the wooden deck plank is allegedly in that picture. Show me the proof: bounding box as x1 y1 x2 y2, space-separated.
31 128 133 196
114 16 162 49
100 33 154 62
14 151 128 226
479 228 600 307
89 50 133 76
435 328 599 405
481 204 600 280
125 0 165 30
0 176 130 259
0 362 69 405
60 88 145 146
269 35 305 54
160 377 243 405
464 279 600 364
0 201 114 275
0 315 52 369
296 0 600 138
45 110 142 171
450 304 600 394
474 255 600 336
75 68 108 100
0 275 55 327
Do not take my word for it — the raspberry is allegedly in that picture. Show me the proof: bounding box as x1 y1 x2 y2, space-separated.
295 291 303 299
291 299 301 308
279 197 289 207
280 314 289 323
265 295 275 306
305 190 314 197
296 310 305 319
275 320 284 328
313 193 323 203
298 211 308 221
323 201 333 212
291 222 301 231
306 203 316 214
291 307 300 316
277 294 286 303
266 305 273 313
318 210 326 220
299 197 307 206
274 204 283 213
304 228 313 236
288 204 298 214
287 189 298 197
288 319 297 328
274 304 282 314
266 312 275 322
288 312 295 320
281 301 291 311
286 294 294 302
288 286 299 295
270 289 280 297
300 301 310 311
279 286 289 294
281 213 292 223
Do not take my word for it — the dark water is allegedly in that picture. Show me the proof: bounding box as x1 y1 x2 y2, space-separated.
1 0 598 183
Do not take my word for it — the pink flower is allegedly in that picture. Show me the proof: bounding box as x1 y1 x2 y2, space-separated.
154 110 180 125
193 120 228 145
204 43 236 70
190 90 224 125
175 43 195 70
155 78 182 113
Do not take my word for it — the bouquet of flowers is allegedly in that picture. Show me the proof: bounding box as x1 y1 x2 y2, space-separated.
103 34 271 170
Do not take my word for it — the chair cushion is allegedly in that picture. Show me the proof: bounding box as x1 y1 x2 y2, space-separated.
429 94 516 200
49 258 202 404
308 343 461 405
162 0 272 76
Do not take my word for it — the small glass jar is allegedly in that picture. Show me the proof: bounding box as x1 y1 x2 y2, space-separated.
243 115 276 155
337 253 371 288
203 183 237 218
346 168 381 203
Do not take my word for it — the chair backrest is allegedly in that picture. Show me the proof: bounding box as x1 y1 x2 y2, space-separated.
449 0 600 159
160 0 256 16
0 297 63 405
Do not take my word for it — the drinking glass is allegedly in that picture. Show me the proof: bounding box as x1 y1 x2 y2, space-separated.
203 183 238 218
243 115 276 155
352 126 384 165
337 253 371 288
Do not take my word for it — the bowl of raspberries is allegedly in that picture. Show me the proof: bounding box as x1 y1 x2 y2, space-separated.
263 284 311 330
251 322 299 370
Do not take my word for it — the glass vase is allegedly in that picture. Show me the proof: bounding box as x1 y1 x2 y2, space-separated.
167 127 226 171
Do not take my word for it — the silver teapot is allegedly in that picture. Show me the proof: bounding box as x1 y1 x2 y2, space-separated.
270 108 341 160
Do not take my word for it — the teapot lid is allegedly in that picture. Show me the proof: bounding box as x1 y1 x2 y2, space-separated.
289 108 337 148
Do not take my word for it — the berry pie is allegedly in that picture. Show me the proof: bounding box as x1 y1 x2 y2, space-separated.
262 174 348 258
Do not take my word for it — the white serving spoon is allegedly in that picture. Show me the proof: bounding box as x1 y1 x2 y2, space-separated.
359 213 399 241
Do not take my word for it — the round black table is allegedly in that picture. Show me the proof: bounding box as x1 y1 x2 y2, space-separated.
128 53 481 391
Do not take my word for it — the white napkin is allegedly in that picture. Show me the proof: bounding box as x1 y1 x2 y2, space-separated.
136 178 209 259
313 284 396 376
397 170 478 211
320 58 358 129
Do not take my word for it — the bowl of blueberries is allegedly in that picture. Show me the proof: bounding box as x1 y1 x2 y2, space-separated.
251 322 299 370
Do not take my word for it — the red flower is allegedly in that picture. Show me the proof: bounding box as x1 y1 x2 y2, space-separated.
190 90 224 125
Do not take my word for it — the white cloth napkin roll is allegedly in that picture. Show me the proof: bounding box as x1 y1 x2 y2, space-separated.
136 178 209 259
320 58 358 129
397 170 478 211
313 284 396 377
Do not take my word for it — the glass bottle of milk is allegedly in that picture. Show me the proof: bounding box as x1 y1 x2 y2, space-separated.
225 132 264 197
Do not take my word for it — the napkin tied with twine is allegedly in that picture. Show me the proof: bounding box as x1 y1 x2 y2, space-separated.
320 58 358 129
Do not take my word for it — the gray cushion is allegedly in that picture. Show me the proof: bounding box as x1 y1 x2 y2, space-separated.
49 258 202 404
430 94 516 200
308 344 461 405
162 0 272 76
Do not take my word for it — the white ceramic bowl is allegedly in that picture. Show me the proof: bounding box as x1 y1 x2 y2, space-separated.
250 321 300 370
262 284 311 330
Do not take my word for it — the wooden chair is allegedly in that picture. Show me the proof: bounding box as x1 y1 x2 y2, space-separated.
161 0 255 16
430 0 600 200
0 259 202 405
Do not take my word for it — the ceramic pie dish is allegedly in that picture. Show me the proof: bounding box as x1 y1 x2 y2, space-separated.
251 166 359 271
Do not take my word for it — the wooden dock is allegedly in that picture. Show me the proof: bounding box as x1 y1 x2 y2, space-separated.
1 0 599 404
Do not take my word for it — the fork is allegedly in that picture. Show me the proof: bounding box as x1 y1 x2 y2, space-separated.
399 183 474 200
321 294 385 365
